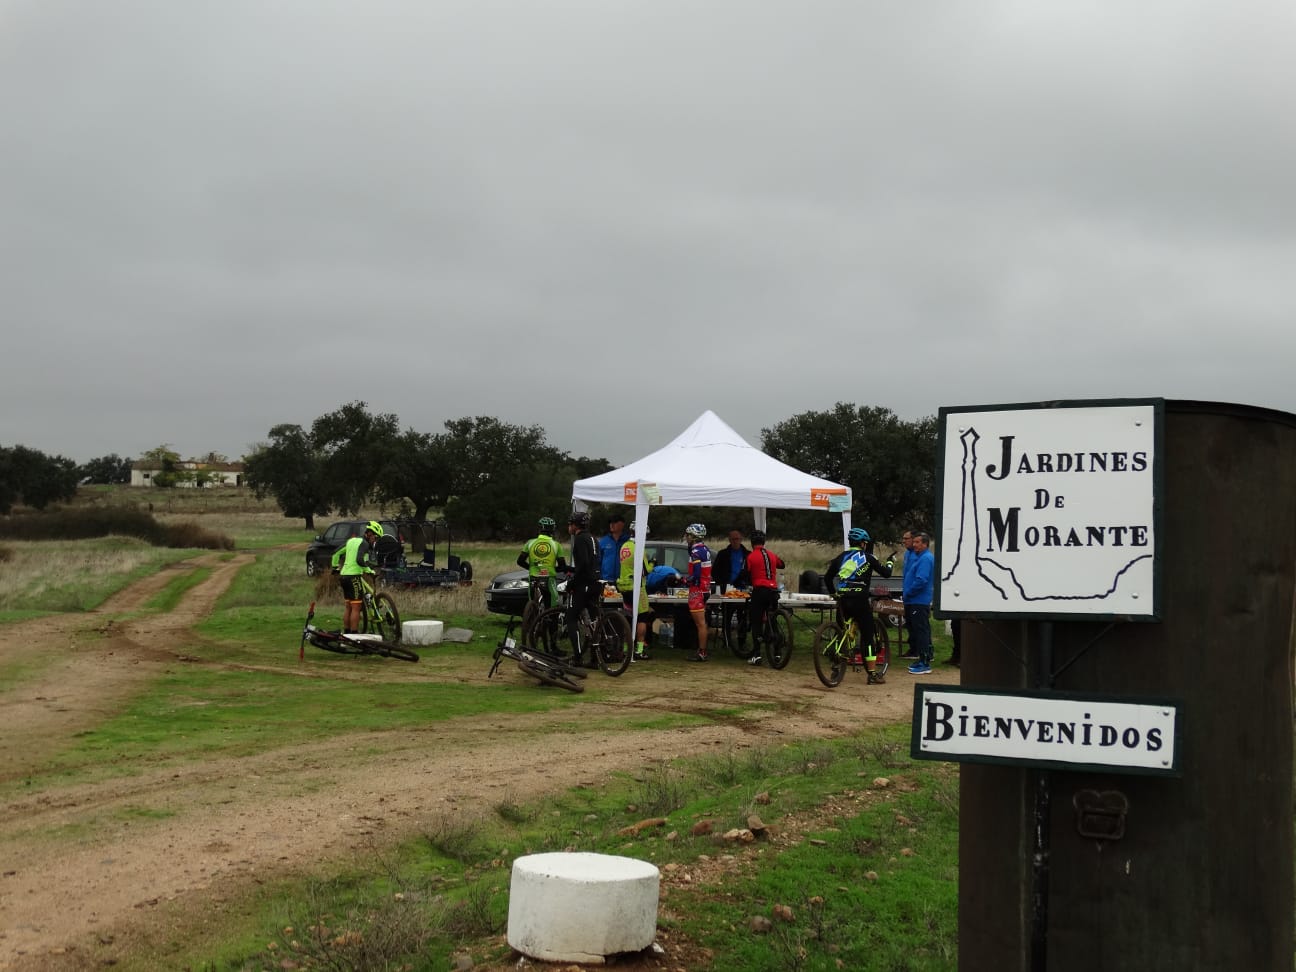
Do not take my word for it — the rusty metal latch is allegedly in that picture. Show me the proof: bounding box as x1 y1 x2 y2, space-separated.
1073 789 1129 841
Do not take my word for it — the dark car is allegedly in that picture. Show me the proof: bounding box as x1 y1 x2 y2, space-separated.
485 540 691 616
305 519 402 576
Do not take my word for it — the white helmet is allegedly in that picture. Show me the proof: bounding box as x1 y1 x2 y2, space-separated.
684 523 706 539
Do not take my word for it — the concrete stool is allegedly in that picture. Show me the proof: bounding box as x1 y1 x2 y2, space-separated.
507 852 659 964
402 620 443 645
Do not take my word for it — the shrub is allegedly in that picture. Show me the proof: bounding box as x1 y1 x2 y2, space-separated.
0 509 233 550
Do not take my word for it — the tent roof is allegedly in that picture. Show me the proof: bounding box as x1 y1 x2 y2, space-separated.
572 410 850 511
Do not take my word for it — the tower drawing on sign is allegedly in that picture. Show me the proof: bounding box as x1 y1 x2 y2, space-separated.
943 426 1151 604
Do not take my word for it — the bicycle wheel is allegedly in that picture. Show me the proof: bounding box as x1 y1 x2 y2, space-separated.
520 598 543 643
518 658 585 693
527 607 568 656
375 641 420 662
764 609 794 670
724 605 759 659
812 620 847 688
593 610 633 677
309 632 366 655
375 593 402 643
871 617 891 677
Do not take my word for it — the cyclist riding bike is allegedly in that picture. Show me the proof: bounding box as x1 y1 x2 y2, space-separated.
833 527 894 684
517 516 568 610
332 520 382 634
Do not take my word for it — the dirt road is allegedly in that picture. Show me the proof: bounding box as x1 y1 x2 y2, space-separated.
0 556 954 970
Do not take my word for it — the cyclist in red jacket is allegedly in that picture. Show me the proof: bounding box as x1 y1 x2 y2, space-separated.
744 531 785 667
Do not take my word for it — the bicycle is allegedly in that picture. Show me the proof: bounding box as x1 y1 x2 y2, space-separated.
299 602 420 662
489 615 589 693
750 596 794 669
811 610 891 688
528 587 634 677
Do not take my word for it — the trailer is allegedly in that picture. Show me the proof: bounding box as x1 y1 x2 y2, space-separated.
376 519 473 589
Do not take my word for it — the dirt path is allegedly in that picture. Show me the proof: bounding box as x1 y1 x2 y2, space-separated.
0 560 955 970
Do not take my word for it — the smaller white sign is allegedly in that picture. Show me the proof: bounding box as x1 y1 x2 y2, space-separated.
912 686 1181 776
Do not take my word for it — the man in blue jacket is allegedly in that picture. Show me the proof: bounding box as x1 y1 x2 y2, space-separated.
904 532 935 675
598 514 628 582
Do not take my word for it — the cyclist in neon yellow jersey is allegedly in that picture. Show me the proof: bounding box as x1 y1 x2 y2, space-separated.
332 520 381 634
616 522 654 660
517 516 568 609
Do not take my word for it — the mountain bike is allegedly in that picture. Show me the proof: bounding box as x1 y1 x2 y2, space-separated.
528 592 634 677
489 615 589 693
299 602 420 662
811 612 890 688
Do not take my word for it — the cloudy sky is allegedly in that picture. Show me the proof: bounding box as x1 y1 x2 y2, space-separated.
2 1 1293 467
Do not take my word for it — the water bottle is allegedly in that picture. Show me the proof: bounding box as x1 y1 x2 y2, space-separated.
658 622 674 647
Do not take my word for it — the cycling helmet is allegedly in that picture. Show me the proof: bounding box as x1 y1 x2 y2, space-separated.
749 530 766 544
569 511 591 529
684 523 706 539
365 520 384 538
848 527 870 543
538 516 556 532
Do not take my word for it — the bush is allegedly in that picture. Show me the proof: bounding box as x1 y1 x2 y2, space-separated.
0 509 233 550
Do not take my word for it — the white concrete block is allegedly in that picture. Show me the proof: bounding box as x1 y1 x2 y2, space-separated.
507 852 659 964
402 620 444 645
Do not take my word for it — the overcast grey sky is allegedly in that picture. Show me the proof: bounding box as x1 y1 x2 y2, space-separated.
2 1 1293 466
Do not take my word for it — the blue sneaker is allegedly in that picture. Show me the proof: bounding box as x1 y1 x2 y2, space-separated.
908 662 932 675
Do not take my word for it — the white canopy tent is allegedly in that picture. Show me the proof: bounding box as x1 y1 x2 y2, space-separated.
571 410 854 625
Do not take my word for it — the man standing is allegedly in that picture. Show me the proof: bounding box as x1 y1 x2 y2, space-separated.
744 531 785 667
713 529 751 654
682 523 712 662
566 511 602 667
904 532 935 675
517 516 567 610
331 520 381 634
898 528 918 658
598 513 628 583
616 521 654 661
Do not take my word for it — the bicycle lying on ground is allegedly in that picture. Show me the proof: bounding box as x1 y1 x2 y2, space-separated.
299 602 420 662
489 615 589 693
811 610 891 687
527 587 634 677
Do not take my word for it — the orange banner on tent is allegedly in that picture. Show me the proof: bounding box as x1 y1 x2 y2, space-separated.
810 488 849 509
624 482 638 502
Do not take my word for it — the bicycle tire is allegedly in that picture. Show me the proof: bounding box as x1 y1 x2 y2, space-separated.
309 632 367 656
518 658 585 693
371 592 402 644
764 609 794 670
812 620 847 688
724 605 758 659
871 617 891 677
527 607 569 657
375 641 420 662
593 610 633 677
520 599 542 641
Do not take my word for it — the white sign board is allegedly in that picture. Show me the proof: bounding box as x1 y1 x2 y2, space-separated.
911 686 1182 776
936 399 1160 620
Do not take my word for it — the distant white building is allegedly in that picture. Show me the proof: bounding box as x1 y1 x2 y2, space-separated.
130 459 245 487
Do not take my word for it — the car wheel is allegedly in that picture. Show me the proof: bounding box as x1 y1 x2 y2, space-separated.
306 556 319 577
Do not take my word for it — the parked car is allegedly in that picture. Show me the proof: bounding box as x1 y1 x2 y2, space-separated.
305 519 402 576
485 540 691 616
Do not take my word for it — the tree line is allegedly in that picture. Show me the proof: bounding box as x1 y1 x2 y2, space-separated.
1 402 937 541
242 401 936 542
